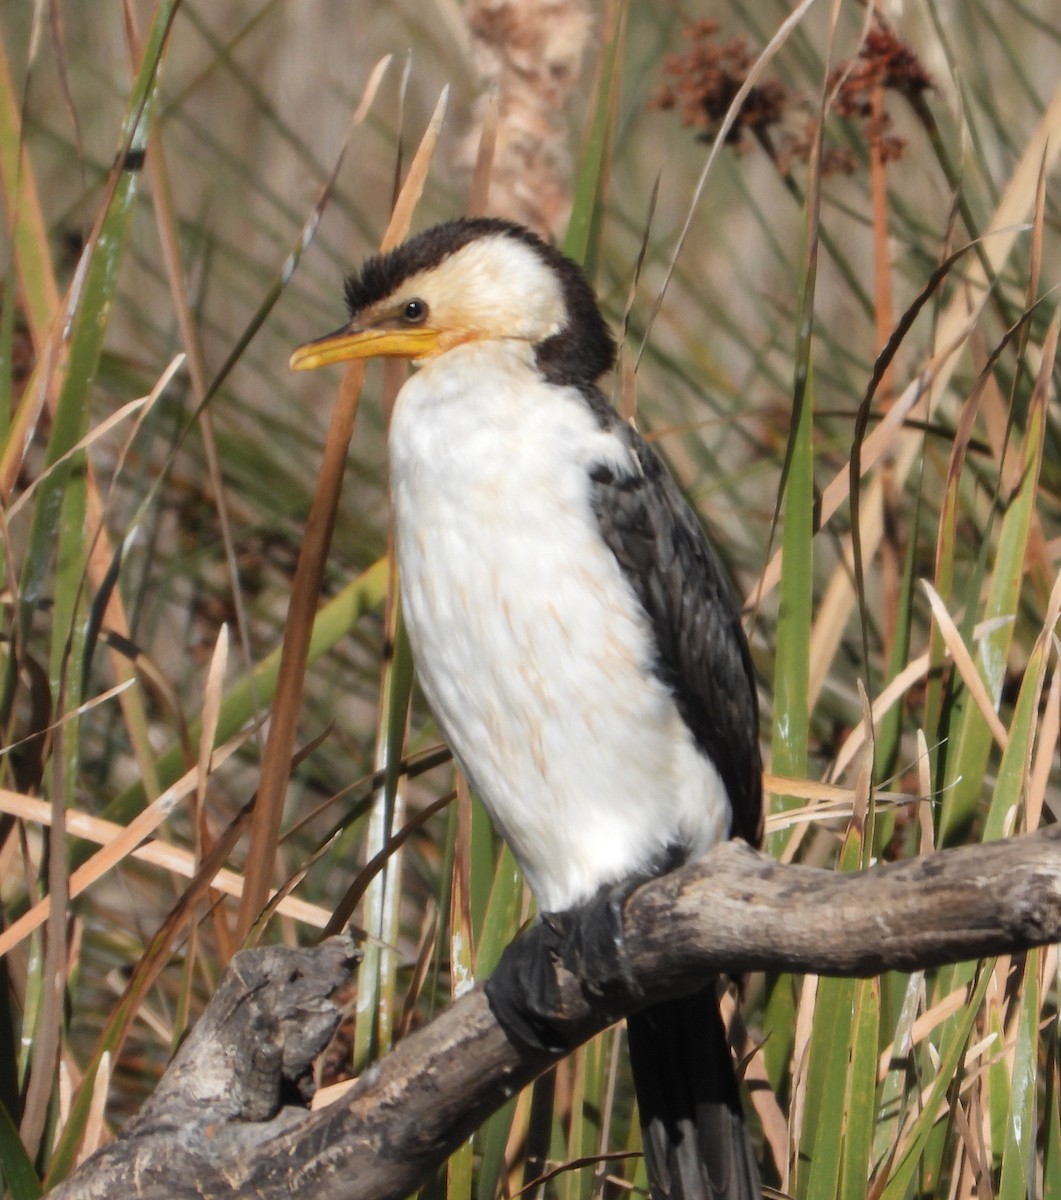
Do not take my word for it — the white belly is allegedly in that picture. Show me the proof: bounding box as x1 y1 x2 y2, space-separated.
389 345 730 913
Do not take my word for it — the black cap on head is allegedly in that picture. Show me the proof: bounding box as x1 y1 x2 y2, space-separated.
342 218 617 385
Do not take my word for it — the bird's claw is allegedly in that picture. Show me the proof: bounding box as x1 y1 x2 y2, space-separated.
485 915 570 1052
485 880 645 1053
561 880 643 1008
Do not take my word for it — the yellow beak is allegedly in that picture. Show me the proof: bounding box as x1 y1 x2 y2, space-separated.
289 325 441 371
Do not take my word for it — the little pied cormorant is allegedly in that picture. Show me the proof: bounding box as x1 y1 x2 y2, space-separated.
291 217 763 1200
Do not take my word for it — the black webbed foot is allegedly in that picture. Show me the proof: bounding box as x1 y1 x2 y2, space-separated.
485 913 571 1052
485 878 648 1053
559 877 644 1008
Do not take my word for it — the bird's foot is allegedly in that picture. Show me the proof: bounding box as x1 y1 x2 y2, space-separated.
485 879 646 1053
559 878 644 1009
484 913 571 1052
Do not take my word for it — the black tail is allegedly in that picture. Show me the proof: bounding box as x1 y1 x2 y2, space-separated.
626 983 760 1200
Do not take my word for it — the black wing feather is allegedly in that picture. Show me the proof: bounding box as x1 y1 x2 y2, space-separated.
585 401 762 848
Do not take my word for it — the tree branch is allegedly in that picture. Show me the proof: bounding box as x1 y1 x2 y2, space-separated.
50 826 1061 1200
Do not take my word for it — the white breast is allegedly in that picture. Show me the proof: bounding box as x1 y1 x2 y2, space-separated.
389 342 731 913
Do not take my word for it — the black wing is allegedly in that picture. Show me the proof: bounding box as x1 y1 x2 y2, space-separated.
585 401 762 848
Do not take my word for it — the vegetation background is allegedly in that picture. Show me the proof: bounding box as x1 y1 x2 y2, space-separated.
0 0 1059 1197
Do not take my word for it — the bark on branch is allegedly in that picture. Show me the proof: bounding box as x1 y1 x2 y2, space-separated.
51 826 1061 1200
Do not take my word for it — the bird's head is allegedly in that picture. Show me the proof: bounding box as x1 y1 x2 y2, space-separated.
290 218 616 384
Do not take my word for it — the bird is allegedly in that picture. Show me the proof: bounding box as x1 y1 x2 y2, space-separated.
290 217 763 1200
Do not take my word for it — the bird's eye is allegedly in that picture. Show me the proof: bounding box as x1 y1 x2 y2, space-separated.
402 299 428 324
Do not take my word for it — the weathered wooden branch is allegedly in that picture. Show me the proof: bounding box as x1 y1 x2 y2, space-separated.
51 826 1061 1200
